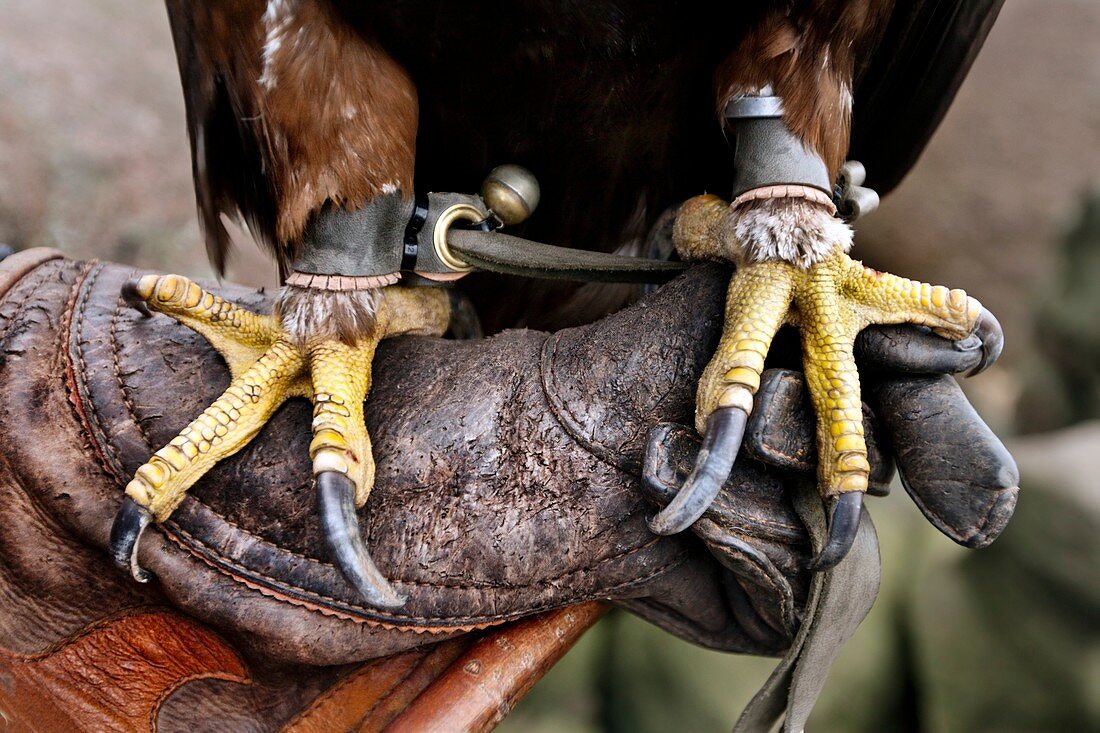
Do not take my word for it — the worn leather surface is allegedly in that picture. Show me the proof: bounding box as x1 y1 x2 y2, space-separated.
727 115 832 198
0 253 826 668
870 375 1018 547
277 638 471 732
0 250 1018 730
384 603 609 732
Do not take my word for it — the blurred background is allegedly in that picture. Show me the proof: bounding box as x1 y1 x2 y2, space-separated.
1 0 1097 730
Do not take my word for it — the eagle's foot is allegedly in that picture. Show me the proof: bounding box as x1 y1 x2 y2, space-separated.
648 196 1003 570
109 274 449 607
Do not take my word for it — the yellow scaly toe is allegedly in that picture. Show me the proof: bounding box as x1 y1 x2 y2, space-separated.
109 274 448 607
649 195 998 569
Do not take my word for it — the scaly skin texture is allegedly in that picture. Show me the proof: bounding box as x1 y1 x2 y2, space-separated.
678 195 983 499
122 274 449 521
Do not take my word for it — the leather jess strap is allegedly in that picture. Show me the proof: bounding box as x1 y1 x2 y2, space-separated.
447 228 688 284
735 481 881 733
290 190 689 283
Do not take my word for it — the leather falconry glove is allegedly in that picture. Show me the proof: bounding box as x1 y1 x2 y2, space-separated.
0 250 1015 731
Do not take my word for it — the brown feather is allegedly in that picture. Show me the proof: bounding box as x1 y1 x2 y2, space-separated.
274 284 380 345
167 1 893 279
166 0 272 275
259 1 417 245
714 0 894 179
165 0 417 276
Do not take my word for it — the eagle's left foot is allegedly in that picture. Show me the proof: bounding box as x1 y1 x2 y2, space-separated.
648 196 1003 569
109 274 449 607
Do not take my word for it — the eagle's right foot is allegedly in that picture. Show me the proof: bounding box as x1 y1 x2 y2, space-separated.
109 274 449 608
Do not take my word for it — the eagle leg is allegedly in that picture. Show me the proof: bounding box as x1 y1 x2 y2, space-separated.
109 274 449 608
647 196 1002 569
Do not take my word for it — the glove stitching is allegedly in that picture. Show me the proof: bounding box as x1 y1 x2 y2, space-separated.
69 261 132 488
110 268 156 452
166 523 690 627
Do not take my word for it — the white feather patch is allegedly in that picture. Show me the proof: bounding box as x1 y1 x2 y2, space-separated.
275 285 380 344
839 81 854 115
259 0 297 91
727 199 853 269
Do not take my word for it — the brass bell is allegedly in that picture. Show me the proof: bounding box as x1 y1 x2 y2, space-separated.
481 164 540 226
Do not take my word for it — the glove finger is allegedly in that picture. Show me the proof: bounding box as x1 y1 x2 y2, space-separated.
856 324 983 375
744 369 895 496
639 422 805 639
641 422 805 542
868 374 1019 548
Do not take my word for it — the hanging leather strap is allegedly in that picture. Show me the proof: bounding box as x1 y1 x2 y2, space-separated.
734 480 881 733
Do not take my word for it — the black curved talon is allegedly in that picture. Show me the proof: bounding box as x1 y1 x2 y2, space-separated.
121 278 152 318
647 407 748 536
967 309 1004 377
109 497 155 583
316 471 407 609
805 492 863 571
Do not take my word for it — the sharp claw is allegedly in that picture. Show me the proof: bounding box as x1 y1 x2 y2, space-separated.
805 492 863 571
967 309 1003 377
121 278 153 318
647 407 748 535
109 497 155 583
316 471 407 609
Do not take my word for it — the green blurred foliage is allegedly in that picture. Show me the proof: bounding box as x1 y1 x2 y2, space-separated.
1016 192 1100 433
